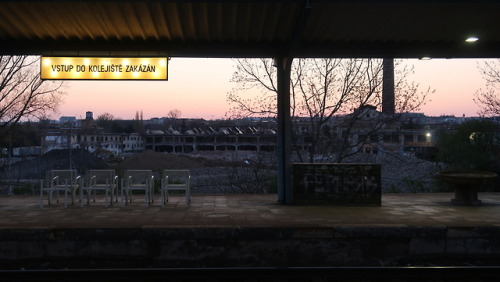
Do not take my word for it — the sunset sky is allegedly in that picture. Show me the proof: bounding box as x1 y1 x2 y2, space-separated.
58 58 488 121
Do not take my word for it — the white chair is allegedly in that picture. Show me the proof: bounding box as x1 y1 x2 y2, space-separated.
80 170 118 207
160 170 191 207
40 170 81 208
121 170 154 207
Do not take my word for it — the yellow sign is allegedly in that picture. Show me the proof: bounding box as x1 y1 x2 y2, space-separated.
41 57 168 80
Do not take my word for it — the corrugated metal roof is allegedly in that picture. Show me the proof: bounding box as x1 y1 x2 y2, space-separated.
0 0 499 58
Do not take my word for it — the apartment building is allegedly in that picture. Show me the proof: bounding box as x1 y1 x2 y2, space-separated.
39 110 474 162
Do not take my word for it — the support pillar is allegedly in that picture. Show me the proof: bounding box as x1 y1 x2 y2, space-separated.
276 57 293 205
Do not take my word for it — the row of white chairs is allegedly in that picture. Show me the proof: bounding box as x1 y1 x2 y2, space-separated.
39 169 191 208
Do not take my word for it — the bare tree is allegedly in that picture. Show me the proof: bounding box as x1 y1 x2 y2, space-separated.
97 112 114 121
96 112 115 132
474 59 500 116
167 109 182 119
133 110 144 132
0 56 64 134
227 58 431 163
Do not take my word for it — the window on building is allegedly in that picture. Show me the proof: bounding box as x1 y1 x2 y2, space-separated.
384 134 399 143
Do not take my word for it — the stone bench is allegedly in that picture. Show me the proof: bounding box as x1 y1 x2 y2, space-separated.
292 163 381 206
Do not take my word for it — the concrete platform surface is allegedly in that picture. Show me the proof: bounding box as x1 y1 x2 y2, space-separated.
1 193 500 229
2 193 500 272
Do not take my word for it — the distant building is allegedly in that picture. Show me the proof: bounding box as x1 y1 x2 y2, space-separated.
39 111 494 162
59 116 79 128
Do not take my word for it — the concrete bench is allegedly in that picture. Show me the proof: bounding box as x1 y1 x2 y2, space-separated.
293 163 381 206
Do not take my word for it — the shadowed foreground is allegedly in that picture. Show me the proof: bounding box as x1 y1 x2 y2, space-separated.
1 193 500 280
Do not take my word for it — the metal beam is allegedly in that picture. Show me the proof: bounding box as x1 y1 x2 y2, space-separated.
277 1 311 205
276 57 293 205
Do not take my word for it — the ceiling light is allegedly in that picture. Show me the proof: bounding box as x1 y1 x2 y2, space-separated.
465 37 479 43
419 57 432 60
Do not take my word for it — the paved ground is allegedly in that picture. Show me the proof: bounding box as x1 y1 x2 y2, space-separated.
1 193 500 229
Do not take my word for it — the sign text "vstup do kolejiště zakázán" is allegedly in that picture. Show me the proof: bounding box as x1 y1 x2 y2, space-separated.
41 57 168 80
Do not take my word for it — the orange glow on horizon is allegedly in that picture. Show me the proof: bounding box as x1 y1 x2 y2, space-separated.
56 58 486 120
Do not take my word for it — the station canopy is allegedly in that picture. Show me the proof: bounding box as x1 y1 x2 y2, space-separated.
1 0 500 58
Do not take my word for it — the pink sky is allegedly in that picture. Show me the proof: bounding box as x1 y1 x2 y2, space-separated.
405 58 484 117
58 58 486 120
59 58 235 120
